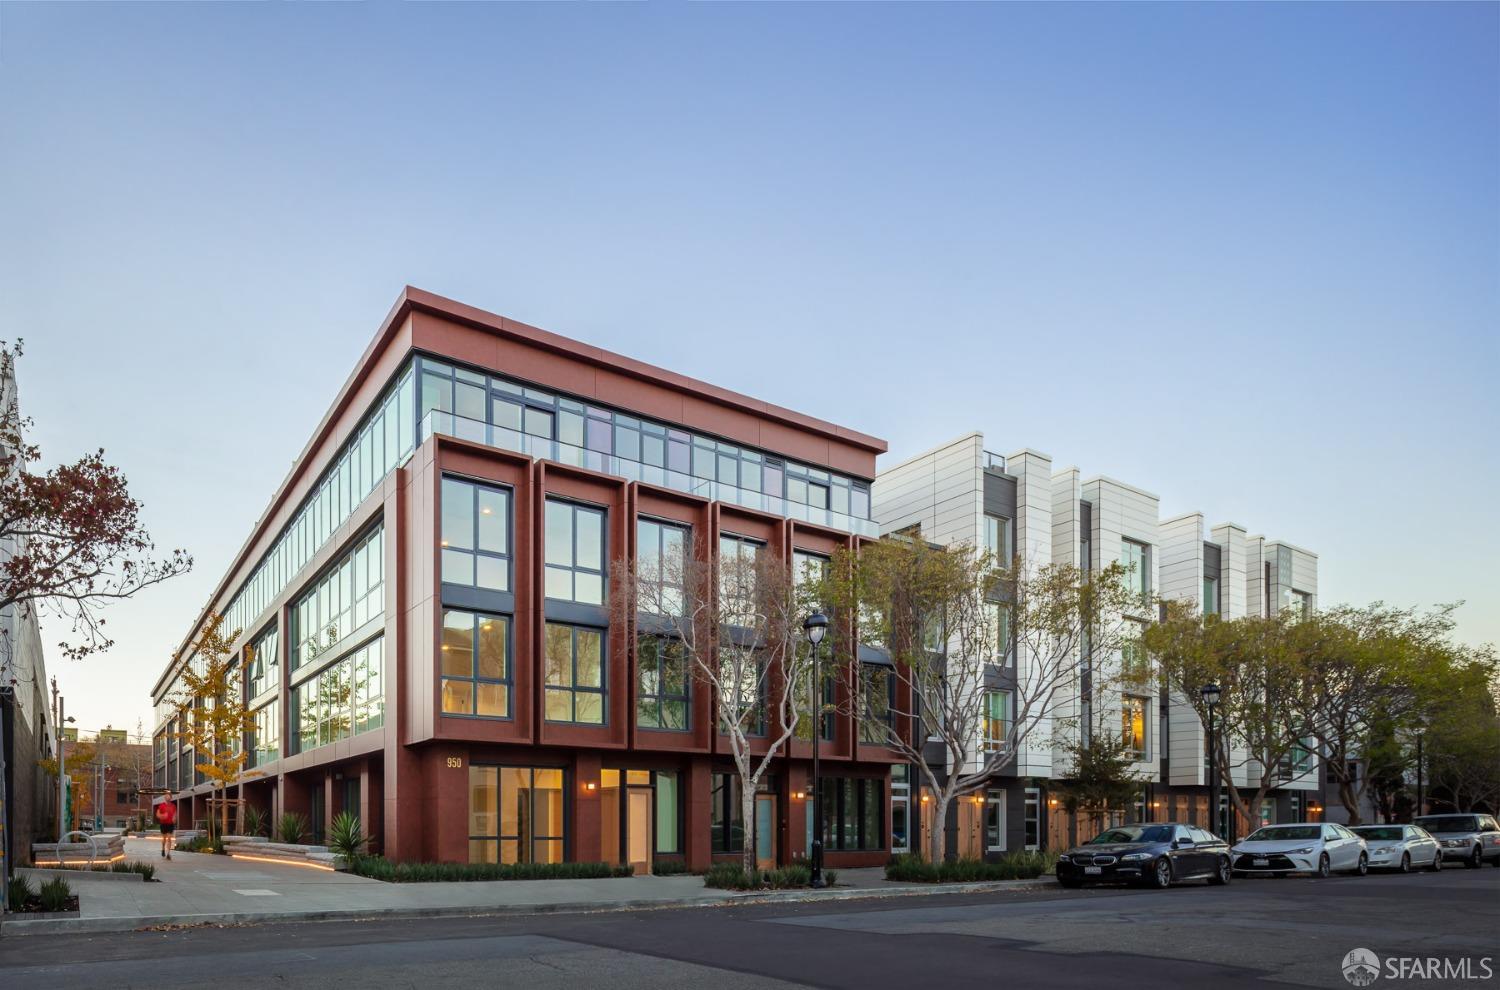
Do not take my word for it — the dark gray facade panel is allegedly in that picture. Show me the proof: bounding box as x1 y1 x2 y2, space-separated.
983 473 1017 521
1203 542 1221 580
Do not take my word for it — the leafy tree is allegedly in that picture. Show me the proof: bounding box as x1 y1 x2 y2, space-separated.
170 612 257 837
1051 731 1146 832
614 537 817 879
1295 604 1489 824
1144 604 1313 836
37 740 99 832
0 341 191 662
1425 668 1500 814
824 537 1136 863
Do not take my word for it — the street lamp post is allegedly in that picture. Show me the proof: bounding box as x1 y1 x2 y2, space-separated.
1415 729 1425 821
1202 684 1222 838
803 612 829 890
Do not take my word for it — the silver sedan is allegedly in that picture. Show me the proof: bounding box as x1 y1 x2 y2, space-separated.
1350 824 1442 872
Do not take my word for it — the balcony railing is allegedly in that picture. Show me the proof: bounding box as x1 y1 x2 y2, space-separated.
422 410 879 537
983 451 1007 472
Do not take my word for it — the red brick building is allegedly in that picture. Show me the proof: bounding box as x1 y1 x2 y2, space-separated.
151 288 900 869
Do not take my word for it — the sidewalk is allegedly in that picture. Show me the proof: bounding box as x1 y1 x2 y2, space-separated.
1 837 1052 936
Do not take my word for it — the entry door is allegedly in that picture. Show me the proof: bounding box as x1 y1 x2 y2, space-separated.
310 787 326 845
627 788 652 875
755 794 777 869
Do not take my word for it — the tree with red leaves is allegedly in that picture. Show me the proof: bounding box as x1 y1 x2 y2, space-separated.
0 340 192 663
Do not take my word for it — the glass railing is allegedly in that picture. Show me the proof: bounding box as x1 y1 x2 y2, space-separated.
983 451 1008 472
421 409 879 537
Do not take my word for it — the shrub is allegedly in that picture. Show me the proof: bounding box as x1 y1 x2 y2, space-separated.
884 851 1058 883
48 860 156 880
327 811 366 861
38 877 72 913
346 857 633 883
650 859 698 876
276 812 308 845
702 863 828 890
242 805 268 839
7 875 32 911
174 834 224 854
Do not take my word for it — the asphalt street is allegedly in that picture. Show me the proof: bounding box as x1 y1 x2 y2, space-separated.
3 865 1496 990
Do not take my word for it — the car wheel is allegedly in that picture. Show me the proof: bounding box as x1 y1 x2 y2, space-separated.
1399 852 1411 874
1317 853 1332 878
1209 856 1231 886
1355 853 1368 876
1430 852 1443 872
1150 857 1173 889
1467 848 1482 869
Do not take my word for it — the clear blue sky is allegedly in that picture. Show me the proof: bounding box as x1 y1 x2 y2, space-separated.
3 3 1495 737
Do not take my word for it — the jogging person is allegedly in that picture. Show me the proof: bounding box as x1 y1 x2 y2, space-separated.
154 797 177 859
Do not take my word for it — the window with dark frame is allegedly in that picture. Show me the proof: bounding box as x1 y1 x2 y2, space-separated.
441 610 511 718
543 623 606 724
441 476 512 591
544 499 606 606
636 635 690 731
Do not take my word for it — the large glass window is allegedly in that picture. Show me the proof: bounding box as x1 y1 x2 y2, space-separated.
1024 787 1041 850
545 500 605 605
291 527 384 669
636 635 689 731
250 701 279 768
1203 575 1219 616
1122 694 1149 760
246 625 279 700
986 789 1006 851
441 477 511 591
718 645 765 736
544 623 605 724
1121 539 1150 602
891 765 910 853
1281 588 1310 620
718 535 761 620
220 363 413 644
637 518 689 614
441 610 510 718
983 690 1011 754
655 770 681 854
817 777 884 851
469 765 565 864
710 772 744 853
984 514 1012 566
290 637 384 753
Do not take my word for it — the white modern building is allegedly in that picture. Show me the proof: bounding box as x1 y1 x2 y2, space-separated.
872 431 1323 854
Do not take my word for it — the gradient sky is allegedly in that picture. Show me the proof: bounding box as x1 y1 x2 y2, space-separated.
2 3 1495 740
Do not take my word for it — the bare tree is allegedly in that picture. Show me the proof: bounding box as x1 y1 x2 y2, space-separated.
613 533 817 878
826 538 1136 863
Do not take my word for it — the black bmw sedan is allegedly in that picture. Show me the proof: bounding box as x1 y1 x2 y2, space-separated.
1056 822 1233 889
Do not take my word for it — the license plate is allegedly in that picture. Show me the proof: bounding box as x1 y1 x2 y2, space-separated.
1084 866 1102 875
1253 858 1269 866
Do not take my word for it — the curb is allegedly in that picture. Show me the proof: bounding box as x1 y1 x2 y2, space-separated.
0 877 1054 937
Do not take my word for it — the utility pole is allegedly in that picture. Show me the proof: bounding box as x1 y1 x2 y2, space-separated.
53 679 67 840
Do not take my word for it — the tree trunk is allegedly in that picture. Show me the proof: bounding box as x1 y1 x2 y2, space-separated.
1339 779 1362 826
740 780 757 880
929 799 948 864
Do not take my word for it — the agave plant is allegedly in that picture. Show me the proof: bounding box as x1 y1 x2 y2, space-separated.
327 811 366 861
275 811 308 845
242 805 268 838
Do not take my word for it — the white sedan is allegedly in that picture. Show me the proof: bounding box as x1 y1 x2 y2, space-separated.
1351 824 1442 872
1231 823 1368 878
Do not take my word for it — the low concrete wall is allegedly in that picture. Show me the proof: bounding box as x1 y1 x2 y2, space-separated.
221 838 347 871
18 867 145 884
31 834 126 867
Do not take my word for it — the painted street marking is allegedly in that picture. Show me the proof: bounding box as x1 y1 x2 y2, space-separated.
233 889 281 897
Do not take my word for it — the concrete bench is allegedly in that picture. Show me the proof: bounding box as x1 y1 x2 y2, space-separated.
32 833 126 867
221 838 347 871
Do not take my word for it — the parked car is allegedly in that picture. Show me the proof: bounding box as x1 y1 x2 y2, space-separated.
1231 822 1367 878
1413 814 1500 869
1056 823 1232 889
1350 824 1442 872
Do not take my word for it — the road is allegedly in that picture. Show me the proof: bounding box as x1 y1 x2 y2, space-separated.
3 865 1496 989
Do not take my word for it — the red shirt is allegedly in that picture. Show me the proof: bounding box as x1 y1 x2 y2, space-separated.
155 802 177 826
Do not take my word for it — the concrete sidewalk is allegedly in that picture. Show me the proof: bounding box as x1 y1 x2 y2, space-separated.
1 837 1052 936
